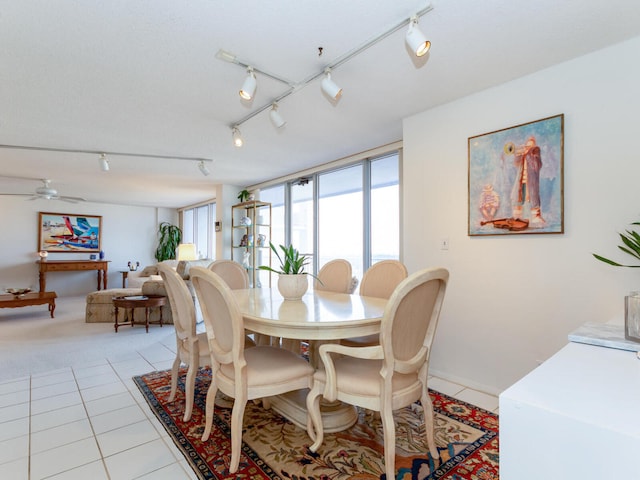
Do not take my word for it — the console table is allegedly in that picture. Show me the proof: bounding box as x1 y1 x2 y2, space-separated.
37 260 110 292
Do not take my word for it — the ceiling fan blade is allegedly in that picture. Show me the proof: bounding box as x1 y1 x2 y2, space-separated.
60 195 86 203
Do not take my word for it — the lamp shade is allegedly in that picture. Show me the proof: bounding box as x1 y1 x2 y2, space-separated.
406 21 430 57
269 104 286 128
176 243 198 261
239 70 257 100
321 72 342 101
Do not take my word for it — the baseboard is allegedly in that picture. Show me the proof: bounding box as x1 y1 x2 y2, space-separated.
428 368 502 397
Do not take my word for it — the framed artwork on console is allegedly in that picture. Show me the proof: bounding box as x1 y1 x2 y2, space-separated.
38 212 102 252
468 114 564 236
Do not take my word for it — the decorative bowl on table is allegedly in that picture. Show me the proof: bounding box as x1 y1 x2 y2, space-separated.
6 288 32 298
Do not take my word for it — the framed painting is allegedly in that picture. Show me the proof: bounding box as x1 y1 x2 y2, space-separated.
468 114 564 236
38 212 102 252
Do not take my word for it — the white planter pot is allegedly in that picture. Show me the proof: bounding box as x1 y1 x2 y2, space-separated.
277 274 309 301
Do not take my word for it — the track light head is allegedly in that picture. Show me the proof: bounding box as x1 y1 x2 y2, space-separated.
406 15 431 57
198 160 210 176
269 103 286 129
321 68 342 101
239 67 257 101
99 153 109 172
232 126 244 147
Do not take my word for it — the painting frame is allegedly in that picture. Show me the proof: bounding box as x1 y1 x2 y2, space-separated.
38 212 102 253
468 114 564 236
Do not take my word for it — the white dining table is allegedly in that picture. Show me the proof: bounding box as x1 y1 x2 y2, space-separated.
232 287 387 432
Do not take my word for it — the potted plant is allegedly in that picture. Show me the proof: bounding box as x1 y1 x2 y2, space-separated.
154 222 182 262
259 243 319 300
593 221 640 267
237 189 251 203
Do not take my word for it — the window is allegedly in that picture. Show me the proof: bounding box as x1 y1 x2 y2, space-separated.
180 201 216 259
258 150 399 277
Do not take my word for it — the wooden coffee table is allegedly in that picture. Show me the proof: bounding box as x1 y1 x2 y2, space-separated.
112 294 166 333
0 292 57 318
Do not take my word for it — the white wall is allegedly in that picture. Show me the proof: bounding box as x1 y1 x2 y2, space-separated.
0 197 175 296
403 36 640 394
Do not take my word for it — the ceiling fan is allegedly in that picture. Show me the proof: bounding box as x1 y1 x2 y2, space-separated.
1 178 86 203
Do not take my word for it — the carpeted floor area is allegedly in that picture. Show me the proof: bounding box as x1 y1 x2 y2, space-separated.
134 367 500 480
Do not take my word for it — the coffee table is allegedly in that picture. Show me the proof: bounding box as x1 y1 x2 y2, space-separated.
0 292 57 318
112 295 166 333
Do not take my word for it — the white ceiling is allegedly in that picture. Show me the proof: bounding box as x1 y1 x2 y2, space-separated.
1 0 639 208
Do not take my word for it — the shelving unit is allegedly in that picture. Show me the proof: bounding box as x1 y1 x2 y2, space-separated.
231 200 272 288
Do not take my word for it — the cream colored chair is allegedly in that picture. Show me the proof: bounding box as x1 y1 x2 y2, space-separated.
157 264 210 423
341 260 408 347
314 259 353 293
190 267 314 474
306 267 449 480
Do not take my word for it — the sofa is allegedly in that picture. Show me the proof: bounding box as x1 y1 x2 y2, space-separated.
85 259 213 325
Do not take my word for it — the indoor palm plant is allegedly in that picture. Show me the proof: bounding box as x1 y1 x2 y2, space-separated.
593 221 640 267
154 222 182 262
259 243 319 300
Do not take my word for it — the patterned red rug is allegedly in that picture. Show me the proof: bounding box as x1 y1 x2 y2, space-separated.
133 368 499 479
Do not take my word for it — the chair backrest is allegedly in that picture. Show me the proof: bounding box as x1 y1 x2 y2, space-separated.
359 260 408 299
158 264 197 342
315 259 352 293
208 260 249 290
379 267 448 375
190 266 245 368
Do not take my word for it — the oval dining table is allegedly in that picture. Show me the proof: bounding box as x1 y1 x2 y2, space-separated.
232 287 387 432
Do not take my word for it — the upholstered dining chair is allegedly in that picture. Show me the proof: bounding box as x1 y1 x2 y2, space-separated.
306 267 449 480
157 264 210 423
190 266 315 474
314 259 353 293
341 260 408 347
208 259 256 348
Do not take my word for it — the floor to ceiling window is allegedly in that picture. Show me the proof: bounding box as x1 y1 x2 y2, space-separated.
258 150 399 279
180 201 216 259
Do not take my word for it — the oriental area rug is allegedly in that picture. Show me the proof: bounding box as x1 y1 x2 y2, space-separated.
133 368 499 480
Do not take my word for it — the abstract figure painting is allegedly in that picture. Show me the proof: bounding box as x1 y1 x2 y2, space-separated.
468 114 564 236
38 212 102 252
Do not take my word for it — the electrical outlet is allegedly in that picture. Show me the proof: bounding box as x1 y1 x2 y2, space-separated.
440 238 449 250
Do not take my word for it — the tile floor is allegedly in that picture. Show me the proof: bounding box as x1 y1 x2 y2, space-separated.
0 332 499 480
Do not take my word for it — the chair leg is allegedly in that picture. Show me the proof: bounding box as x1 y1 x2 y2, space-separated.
182 363 196 422
229 393 248 473
306 384 323 449
168 355 181 402
420 388 440 459
380 404 396 480
201 381 218 442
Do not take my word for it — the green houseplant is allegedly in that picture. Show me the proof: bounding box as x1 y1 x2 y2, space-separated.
259 243 319 300
154 222 182 262
593 221 640 267
237 189 251 203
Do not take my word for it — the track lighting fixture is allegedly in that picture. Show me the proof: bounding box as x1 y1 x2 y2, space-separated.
405 15 431 57
99 153 109 172
321 68 342 101
239 67 257 101
198 160 210 176
269 103 286 129
232 126 244 147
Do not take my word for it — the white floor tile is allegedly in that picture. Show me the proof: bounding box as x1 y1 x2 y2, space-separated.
85 391 137 417
103 438 175 480
44 459 109 480
137 344 175 363
76 371 121 390
0 455 28 480
72 363 114 380
109 357 154 376
428 376 466 397
80 381 128 402
30 437 101 480
0 416 29 442
31 403 88 433
0 401 30 423
0 389 29 409
31 371 75 388
31 380 79 400
453 388 499 412
31 391 82 415
0 378 29 395
0 433 28 464
31 418 94 454
151 359 175 371
135 461 193 480
31 367 72 380
96 419 160 457
90 404 147 435
179 459 200 480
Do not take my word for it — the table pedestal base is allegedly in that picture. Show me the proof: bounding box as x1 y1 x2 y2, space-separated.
269 389 358 433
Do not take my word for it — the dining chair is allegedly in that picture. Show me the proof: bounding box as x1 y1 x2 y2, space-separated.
314 259 353 293
341 260 408 347
190 266 315 474
208 259 257 348
157 264 211 423
306 267 449 480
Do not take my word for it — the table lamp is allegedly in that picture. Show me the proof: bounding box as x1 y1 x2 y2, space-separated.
176 243 197 261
